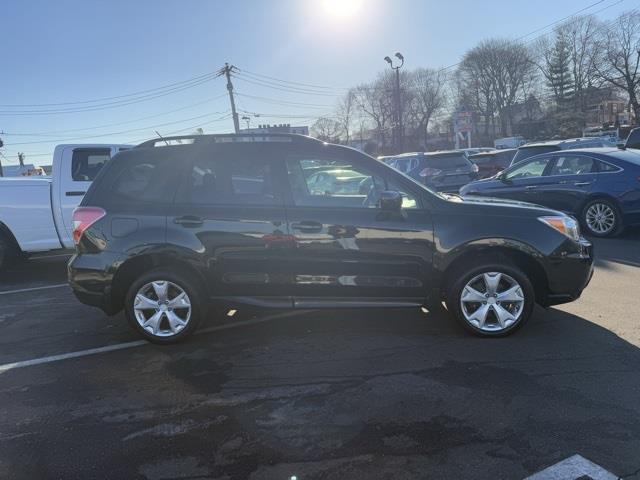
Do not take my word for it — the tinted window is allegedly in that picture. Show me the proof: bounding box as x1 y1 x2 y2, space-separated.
512 146 559 165
423 154 470 169
71 148 111 181
596 161 621 172
504 157 551 180
286 156 417 209
549 156 596 175
185 156 276 205
111 157 174 202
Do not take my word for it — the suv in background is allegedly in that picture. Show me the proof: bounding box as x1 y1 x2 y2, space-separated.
386 151 479 192
69 134 594 343
511 138 616 166
468 149 517 179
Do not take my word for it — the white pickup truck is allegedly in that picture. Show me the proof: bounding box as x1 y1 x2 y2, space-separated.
0 144 131 270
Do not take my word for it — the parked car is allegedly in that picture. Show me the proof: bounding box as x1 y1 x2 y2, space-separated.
0 143 131 270
69 133 594 343
386 151 479 192
459 147 494 158
510 138 616 166
494 136 526 149
460 147 640 237
623 127 640 149
468 149 517 179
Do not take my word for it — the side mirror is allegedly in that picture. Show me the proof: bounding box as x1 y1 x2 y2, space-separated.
617 141 626 149
380 190 403 211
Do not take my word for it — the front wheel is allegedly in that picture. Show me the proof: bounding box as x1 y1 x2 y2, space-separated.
124 269 204 344
446 262 535 337
581 198 623 238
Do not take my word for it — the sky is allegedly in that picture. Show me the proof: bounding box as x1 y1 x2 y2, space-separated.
0 0 633 165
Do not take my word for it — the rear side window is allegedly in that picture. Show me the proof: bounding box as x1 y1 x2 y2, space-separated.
549 156 596 175
184 156 276 205
72 148 111 181
596 161 621 172
424 154 470 169
111 157 174 202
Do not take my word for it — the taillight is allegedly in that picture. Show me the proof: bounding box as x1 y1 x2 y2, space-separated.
72 207 106 245
419 167 443 177
471 163 479 174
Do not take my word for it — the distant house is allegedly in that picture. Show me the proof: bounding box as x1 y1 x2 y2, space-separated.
584 86 632 127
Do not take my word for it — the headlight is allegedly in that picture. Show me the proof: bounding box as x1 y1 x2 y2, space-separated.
538 216 581 241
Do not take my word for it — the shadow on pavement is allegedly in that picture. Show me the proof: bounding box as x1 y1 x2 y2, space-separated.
2 304 640 480
590 226 640 268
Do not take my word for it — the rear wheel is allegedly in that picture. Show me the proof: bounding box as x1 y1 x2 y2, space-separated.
0 235 21 272
446 261 535 337
581 198 623 237
124 268 204 344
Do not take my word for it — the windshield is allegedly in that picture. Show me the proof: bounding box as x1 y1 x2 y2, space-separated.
512 146 559 164
424 154 470 169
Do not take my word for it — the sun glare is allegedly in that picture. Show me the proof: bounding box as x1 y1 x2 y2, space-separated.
321 0 363 19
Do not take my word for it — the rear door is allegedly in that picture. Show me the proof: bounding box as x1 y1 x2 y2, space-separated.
535 154 597 213
279 146 435 306
167 143 291 303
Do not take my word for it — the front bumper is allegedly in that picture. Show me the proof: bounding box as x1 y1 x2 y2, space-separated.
542 237 594 307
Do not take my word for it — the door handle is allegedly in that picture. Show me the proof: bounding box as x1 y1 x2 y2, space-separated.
291 221 323 233
174 215 204 227
574 181 592 186
558 180 568 184
525 185 537 190
66 191 86 196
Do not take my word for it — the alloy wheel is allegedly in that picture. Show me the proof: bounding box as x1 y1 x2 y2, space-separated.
585 202 615 235
459 272 525 333
133 280 192 337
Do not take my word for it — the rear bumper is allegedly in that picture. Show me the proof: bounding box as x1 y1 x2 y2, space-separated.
541 237 594 307
67 252 122 315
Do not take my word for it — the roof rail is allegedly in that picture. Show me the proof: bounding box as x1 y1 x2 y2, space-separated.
135 133 321 149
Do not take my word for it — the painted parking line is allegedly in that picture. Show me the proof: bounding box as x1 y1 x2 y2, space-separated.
0 310 305 375
525 454 617 480
0 283 69 296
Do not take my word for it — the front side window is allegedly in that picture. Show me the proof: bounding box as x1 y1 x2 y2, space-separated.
549 156 595 176
185 156 276 205
504 157 550 180
286 156 417 209
71 148 111 181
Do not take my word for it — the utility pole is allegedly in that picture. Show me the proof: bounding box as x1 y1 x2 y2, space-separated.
223 63 240 134
384 53 404 153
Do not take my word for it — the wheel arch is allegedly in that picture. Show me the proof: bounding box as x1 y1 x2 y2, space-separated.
0 221 23 253
440 240 549 304
110 251 207 312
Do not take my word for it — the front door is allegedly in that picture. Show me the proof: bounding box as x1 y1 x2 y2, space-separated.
488 156 554 204
167 143 291 304
279 148 435 306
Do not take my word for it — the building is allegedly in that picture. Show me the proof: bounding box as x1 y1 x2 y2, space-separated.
241 124 309 135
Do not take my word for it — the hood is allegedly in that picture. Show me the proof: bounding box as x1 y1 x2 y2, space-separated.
446 193 564 216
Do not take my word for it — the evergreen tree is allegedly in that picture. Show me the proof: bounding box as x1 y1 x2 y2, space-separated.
547 31 575 109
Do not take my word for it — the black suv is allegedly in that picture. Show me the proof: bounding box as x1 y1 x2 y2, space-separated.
68 134 594 343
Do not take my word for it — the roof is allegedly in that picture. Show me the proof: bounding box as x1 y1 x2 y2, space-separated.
533 147 640 166
469 149 517 158
520 137 614 149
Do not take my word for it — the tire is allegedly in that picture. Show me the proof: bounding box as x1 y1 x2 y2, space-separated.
581 198 623 238
0 235 20 272
124 268 204 344
445 260 535 337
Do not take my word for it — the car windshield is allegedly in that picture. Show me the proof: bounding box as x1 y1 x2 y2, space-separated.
424 154 470 169
512 146 559 164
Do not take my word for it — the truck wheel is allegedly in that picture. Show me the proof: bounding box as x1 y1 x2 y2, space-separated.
0 235 20 271
445 260 535 337
124 268 204 344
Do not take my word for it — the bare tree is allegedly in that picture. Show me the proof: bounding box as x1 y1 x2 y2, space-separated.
408 68 447 147
311 117 343 143
353 75 394 149
593 10 640 120
565 15 600 112
335 89 356 143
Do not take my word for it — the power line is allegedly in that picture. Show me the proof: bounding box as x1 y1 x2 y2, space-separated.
235 92 334 109
232 73 341 97
2 93 229 136
0 70 222 108
236 68 348 91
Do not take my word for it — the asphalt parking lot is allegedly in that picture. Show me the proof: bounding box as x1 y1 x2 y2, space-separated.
1 231 639 480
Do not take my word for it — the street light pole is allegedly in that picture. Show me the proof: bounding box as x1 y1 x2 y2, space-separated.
384 52 404 152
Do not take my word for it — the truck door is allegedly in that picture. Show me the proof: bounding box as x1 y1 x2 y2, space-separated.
57 146 116 245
